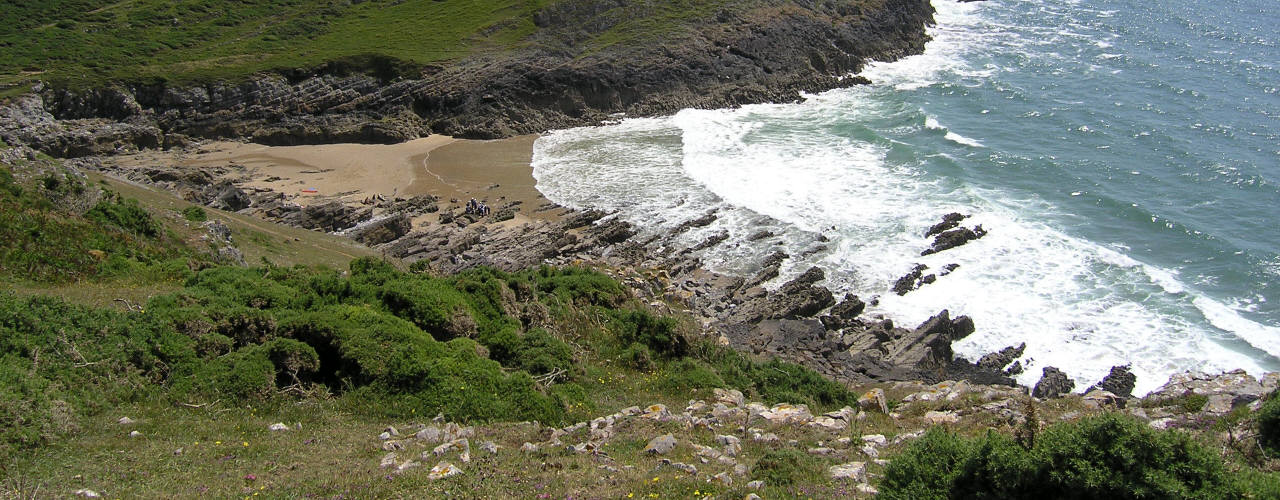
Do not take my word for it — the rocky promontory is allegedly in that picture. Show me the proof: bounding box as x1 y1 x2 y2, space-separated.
2 0 935 156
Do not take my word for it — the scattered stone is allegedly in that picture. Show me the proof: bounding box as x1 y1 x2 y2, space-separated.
923 410 960 425
128 430 142 438
716 434 741 447
1033 366 1076 399
857 483 879 495
645 434 678 455
714 388 745 407
268 422 289 432
396 460 421 473
428 461 463 480
829 461 867 481
642 404 670 420
858 389 889 414
380 452 398 468
416 425 442 443
752 432 780 443
747 480 765 490
117 417 135 425
758 403 813 424
710 471 733 486
378 431 393 441
1082 390 1123 410
808 447 838 456
745 494 763 500
74 489 101 498
861 434 888 447
521 442 538 453
382 440 405 451
479 441 499 455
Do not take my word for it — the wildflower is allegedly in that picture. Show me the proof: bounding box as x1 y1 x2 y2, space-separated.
243 441 249 447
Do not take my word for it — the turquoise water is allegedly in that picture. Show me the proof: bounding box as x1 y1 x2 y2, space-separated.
531 0 1280 393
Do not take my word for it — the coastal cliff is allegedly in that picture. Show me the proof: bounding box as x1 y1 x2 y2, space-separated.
2 0 934 155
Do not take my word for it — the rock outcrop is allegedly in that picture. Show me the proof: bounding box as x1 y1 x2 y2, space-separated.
1032 367 1075 399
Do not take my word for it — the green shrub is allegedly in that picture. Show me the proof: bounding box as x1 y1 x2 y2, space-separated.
513 328 574 376
658 358 723 392
181 205 208 222
86 192 159 238
532 266 629 307
752 449 825 486
880 413 1243 499
611 309 686 358
619 342 655 371
1257 391 1280 454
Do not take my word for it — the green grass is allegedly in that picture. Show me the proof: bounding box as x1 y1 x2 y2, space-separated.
0 0 764 92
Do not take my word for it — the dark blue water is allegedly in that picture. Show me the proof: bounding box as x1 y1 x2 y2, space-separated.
533 0 1280 392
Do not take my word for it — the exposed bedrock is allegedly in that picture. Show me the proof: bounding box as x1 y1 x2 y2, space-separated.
7 0 936 156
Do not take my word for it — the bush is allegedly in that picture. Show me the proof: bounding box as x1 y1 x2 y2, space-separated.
880 413 1243 499
181 205 208 222
658 358 723 392
86 192 159 238
611 309 686 358
1257 391 1280 454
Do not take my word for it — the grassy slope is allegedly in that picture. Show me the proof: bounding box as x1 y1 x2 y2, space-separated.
0 0 748 93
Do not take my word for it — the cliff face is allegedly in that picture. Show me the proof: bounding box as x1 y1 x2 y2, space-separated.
9 0 934 154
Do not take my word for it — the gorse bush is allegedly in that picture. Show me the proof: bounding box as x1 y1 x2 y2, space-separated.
181 205 208 222
880 413 1244 499
1257 391 1280 454
86 191 160 238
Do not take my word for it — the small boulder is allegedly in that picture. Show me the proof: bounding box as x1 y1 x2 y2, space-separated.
645 434 678 455
857 389 889 414
117 417 135 425
268 422 289 432
428 461 463 480
829 461 867 481
923 410 960 425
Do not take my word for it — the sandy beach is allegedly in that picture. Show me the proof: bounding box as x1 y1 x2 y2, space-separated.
107 134 556 225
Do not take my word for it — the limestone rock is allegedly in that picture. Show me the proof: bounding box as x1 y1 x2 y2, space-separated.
923 410 960 425
645 434 678 455
428 461 463 480
268 422 289 432
858 389 889 414
829 461 867 481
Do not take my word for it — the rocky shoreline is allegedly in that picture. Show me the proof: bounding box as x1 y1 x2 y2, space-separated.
0 0 935 157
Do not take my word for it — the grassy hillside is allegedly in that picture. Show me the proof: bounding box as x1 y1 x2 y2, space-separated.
0 0 743 92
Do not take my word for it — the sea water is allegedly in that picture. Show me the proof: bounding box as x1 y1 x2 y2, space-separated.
530 0 1280 394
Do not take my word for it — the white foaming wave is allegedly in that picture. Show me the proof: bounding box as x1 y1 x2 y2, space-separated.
860 0 996 88
862 203 1271 395
944 132 986 147
1195 297 1280 360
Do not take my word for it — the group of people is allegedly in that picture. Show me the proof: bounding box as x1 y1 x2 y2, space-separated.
465 198 491 216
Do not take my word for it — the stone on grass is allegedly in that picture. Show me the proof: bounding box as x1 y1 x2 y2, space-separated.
378 431 393 441
923 410 960 425
861 434 888 447
857 483 879 495
268 422 289 432
747 480 765 490
480 441 499 454
759 403 813 425
74 490 101 498
128 430 142 438
645 434 678 455
709 471 733 486
396 460 420 472
714 388 745 407
380 452 398 468
117 417 135 425
428 461 463 480
829 461 867 481
416 425 442 443
382 440 405 451
745 494 763 500
858 388 889 414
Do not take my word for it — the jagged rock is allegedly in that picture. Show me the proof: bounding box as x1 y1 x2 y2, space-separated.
209 182 251 211
1095 365 1137 399
346 213 412 245
416 426 442 443
925 213 967 238
977 343 1026 372
821 293 866 329
732 266 834 322
892 264 929 296
1033 367 1076 399
645 434 677 455
829 461 867 481
921 226 987 256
